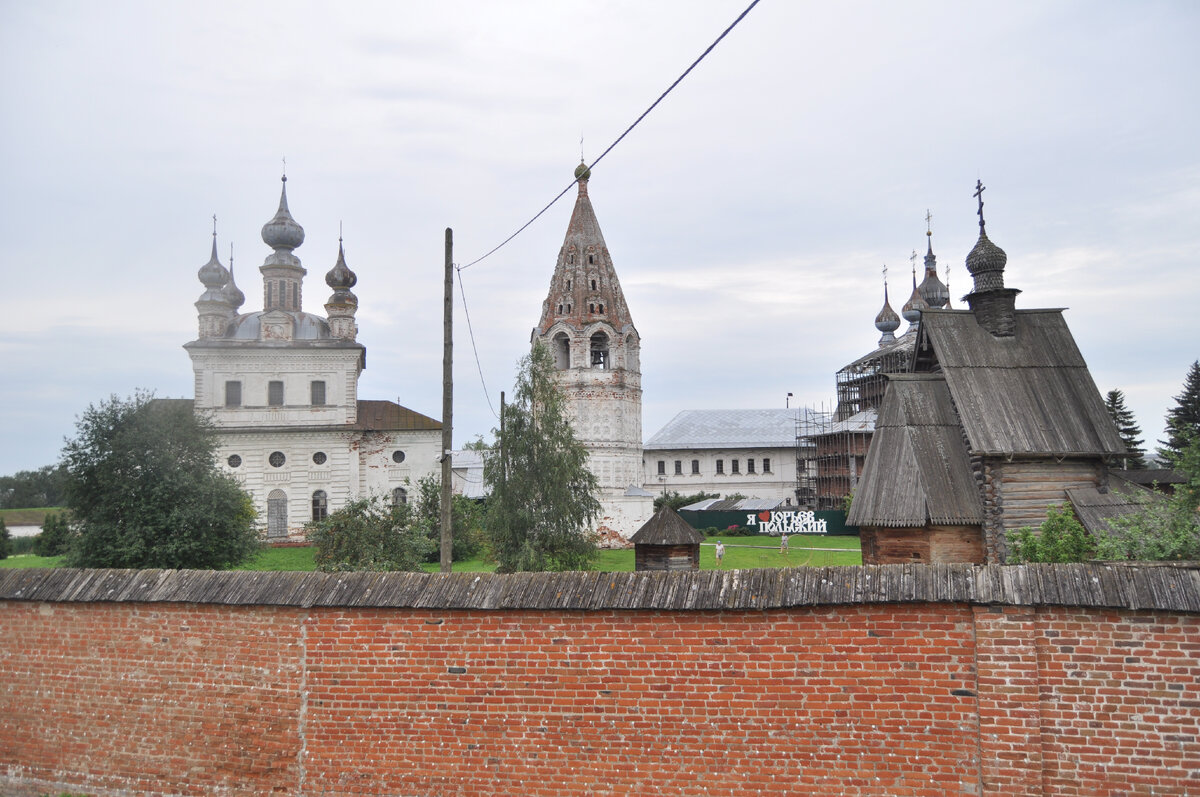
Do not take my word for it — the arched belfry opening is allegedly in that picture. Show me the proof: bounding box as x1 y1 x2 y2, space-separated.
553 332 571 369
590 331 610 369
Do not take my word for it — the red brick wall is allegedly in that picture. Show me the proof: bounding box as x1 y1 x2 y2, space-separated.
1 600 1197 796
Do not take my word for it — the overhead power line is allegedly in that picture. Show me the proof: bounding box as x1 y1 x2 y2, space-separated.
458 0 762 271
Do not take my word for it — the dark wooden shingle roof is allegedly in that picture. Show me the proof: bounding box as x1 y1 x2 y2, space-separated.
919 310 1125 456
630 506 705 545
847 374 984 528
1 564 1197 612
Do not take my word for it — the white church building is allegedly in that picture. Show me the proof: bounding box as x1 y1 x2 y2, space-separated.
184 176 441 539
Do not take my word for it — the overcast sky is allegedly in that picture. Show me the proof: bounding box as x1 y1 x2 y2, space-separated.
1 0 1197 476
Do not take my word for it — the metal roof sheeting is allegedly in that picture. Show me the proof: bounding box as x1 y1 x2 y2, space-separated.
645 408 830 450
2 563 1197 613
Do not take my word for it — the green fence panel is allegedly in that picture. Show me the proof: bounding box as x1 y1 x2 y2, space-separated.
679 509 858 536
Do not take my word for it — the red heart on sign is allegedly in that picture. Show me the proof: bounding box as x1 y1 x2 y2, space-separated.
758 511 771 522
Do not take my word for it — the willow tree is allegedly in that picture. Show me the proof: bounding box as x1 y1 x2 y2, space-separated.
481 342 600 572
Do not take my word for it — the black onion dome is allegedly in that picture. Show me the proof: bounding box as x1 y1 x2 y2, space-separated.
222 261 245 310
198 235 230 289
965 230 1007 292
902 277 928 324
325 240 358 290
261 175 305 251
875 286 900 334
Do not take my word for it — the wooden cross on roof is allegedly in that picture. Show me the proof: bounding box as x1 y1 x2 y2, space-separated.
974 179 987 233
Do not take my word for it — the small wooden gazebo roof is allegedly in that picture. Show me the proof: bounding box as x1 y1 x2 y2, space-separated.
630 506 705 546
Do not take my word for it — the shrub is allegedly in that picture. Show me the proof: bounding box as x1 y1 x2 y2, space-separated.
1008 504 1094 563
308 495 434 572
33 512 71 557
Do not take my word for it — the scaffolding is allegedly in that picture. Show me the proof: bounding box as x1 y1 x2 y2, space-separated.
807 329 918 510
792 407 829 509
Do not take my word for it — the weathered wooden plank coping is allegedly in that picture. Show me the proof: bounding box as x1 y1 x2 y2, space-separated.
2 563 1198 612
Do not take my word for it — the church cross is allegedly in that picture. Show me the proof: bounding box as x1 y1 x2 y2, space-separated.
974 179 987 232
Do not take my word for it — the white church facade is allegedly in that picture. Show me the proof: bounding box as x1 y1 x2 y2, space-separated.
184 176 441 539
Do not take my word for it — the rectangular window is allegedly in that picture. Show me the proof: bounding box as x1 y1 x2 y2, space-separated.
224 381 241 408
311 380 326 406
691 460 700 475
657 460 666 475
716 459 724 474
732 459 740 474
268 380 284 406
763 458 771 473
747 459 756 474
674 460 682 475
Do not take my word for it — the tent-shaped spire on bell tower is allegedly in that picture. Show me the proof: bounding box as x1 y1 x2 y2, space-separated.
535 160 635 342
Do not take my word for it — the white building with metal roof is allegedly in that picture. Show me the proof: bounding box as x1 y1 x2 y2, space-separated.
643 408 829 508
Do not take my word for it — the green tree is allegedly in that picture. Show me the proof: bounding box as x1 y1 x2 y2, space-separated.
1105 389 1146 469
0 517 9 560
411 474 485 563
1096 433 1200 561
653 490 719 512
0 463 67 509
480 342 601 573
1159 360 1200 466
1007 504 1094 563
33 511 72 557
308 495 434 572
61 392 259 569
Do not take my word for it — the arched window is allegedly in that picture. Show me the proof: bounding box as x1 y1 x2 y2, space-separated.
393 487 408 506
553 332 570 369
267 489 288 538
590 331 609 369
312 490 328 522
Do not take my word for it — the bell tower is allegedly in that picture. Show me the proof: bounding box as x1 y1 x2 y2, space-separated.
532 163 652 536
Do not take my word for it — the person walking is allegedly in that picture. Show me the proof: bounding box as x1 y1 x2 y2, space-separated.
715 540 725 568
780 533 789 554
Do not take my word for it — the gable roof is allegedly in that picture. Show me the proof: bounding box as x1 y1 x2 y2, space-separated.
917 309 1125 456
645 408 829 450
846 374 984 528
630 506 705 545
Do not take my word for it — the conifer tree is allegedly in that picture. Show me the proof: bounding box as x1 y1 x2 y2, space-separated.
1104 389 1146 469
1159 361 1200 467
480 342 601 572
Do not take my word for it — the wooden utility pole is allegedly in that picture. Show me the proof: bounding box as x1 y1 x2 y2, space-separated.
440 228 453 573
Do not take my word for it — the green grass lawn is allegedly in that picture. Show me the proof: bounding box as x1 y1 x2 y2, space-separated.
0 506 61 526
2 534 861 572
